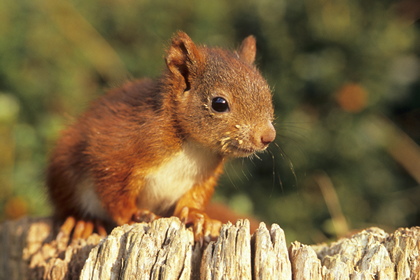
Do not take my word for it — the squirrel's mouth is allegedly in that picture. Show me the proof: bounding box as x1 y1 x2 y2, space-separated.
228 145 256 157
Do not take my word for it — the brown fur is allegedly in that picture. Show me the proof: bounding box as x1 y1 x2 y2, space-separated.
47 32 275 238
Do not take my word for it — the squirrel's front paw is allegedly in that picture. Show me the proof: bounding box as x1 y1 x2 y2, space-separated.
57 216 108 242
132 209 160 223
178 207 222 242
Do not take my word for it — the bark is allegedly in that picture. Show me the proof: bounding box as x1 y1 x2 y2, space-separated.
1 216 419 279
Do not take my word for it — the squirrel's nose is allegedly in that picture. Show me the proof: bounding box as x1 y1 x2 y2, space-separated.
260 122 276 146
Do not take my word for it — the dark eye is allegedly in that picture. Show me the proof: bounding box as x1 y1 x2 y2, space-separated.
211 97 230 113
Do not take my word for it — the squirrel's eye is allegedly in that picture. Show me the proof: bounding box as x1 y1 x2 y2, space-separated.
211 97 230 113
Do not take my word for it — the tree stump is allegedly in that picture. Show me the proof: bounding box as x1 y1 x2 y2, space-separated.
1 216 419 279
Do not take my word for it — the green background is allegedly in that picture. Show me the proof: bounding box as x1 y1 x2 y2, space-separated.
1 0 419 244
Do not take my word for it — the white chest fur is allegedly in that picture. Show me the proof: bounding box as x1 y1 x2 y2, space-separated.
138 141 220 214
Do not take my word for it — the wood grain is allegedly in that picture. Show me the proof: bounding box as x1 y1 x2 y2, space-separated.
1 217 419 279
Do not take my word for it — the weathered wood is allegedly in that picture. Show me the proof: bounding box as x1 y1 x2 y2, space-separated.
201 220 252 279
81 219 195 279
252 223 291 280
294 227 420 280
0 217 102 280
1 216 420 279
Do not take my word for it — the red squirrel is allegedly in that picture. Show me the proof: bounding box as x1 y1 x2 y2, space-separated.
47 32 276 240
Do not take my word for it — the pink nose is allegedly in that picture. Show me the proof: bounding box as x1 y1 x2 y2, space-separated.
261 123 276 146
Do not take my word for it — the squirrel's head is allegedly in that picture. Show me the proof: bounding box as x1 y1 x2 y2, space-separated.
165 32 276 158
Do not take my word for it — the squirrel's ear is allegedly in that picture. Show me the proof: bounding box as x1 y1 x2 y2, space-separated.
166 32 203 91
238 35 257 64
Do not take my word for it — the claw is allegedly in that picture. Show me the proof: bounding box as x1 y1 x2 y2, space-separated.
72 220 86 240
192 213 204 241
56 216 108 242
57 216 75 236
132 209 160 223
204 219 222 240
81 220 94 239
177 207 222 242
179 206 190 224
95 220 108 237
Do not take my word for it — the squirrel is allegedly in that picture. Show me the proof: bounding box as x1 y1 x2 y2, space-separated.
47 31 276 241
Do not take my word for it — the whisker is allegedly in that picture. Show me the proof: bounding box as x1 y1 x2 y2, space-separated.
248 155 256 165
229 163 244 189
241 167 250 181
268 149 283 195
253 152 262 161
274 142 298 188
224 165 238 190
276 121 311 142
241 156 256 181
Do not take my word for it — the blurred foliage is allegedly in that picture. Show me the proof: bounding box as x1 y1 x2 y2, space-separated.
1 0 419 244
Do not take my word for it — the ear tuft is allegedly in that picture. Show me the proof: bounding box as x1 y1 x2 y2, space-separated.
165 32 202 91
238 35 257 64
